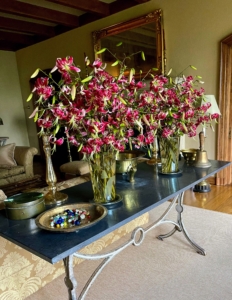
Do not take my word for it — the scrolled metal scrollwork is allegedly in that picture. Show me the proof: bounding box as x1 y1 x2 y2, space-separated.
63 192 206 299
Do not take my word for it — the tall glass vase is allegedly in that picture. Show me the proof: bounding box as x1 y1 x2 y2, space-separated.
87 151 117 204
158 136 180 174
42 135 68 205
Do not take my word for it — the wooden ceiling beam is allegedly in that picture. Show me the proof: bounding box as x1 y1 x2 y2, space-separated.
0 31 41 46
134 0 151 3
0 40 21 51
109 0 148 14
0 16 56 37
79 13 102 27
0 0 147 52
0 0 79 27
46 0 110 16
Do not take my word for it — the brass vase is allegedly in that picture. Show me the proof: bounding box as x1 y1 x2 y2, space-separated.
42 135 68 205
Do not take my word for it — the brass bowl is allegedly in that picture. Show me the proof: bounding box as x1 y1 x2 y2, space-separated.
35 203 107 233
115 150 144 173
181 149 198 164
4 192 45 220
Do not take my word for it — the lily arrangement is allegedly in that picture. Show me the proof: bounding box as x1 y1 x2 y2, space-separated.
27 49 219 159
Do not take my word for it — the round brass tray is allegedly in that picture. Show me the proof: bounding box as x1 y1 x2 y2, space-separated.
35 203 108 233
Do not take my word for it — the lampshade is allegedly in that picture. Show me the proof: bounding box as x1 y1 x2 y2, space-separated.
204 95 221 115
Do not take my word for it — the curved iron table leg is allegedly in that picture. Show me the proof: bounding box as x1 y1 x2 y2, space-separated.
62 192 206 299
63 255 78 300
157 192 206 256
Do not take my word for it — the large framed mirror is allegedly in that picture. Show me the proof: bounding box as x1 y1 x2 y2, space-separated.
92 9 166 77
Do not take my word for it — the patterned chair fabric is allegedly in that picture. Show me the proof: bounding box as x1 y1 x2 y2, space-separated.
0 146 38 186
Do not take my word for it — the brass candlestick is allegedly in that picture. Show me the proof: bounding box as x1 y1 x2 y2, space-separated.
194 131 211 168
42 135 68 205
193 131 211 193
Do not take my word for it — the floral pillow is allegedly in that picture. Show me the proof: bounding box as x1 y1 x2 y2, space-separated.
0 143 17 168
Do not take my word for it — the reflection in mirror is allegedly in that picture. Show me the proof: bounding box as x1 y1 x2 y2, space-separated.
92 10 166 77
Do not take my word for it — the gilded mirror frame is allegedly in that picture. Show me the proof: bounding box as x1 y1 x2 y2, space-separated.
92 9 166 76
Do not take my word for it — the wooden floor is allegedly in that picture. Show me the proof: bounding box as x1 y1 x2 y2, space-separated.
33 159 232 215
183 185 232 214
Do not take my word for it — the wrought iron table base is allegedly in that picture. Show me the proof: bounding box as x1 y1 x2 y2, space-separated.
156 192 206 256
63 192 206 300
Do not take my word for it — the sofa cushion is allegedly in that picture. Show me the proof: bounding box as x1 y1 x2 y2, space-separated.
0 166 25 179
0 143 17 168
60 160 89 176
0 189 7 201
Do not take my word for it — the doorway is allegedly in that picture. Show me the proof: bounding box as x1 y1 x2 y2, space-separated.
216 33 232 185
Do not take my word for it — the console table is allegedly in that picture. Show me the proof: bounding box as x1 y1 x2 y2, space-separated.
0 160 230 299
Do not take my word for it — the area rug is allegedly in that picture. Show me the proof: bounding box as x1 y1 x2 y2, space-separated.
25 203 232 300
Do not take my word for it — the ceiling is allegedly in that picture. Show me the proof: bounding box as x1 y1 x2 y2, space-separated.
0 0 151 52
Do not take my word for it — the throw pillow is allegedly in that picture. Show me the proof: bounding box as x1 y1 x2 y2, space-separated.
0 143 17 168
0 189 7 201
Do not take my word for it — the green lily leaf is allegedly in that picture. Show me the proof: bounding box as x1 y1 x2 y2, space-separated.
167 68 172 76
129 68 135 83
71 85 76 100
119 96 127 104
152 67 159 71
190 65 197 70
111 60 119 66
54 124 60 135
78 143 83 152
141 51 146 61
129 138 132 150
26 93 33 102
116 42 123 47
81 75 93 83
117 72 123 81
95 48 107 54
52 95 56 104
30 68 40 78
34 112 38 122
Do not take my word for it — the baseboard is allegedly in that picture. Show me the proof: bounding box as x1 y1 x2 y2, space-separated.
207 175 216 185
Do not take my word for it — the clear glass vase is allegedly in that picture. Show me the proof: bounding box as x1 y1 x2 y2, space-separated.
158 137 180 173
88 151 116 204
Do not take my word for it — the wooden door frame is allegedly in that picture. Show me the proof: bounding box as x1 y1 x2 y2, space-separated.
216 34 232 185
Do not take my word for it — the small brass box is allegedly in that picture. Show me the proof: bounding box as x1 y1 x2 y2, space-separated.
4 192 45 220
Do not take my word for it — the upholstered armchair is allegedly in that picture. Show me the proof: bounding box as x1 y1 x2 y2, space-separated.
0 145 38 186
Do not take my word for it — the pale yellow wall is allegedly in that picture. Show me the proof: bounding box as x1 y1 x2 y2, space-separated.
0 50 29 146
12 0 232 158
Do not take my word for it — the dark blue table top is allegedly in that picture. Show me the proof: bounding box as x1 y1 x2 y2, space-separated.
0 160 230 264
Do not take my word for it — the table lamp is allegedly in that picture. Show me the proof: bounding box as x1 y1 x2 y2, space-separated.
194 95 221 192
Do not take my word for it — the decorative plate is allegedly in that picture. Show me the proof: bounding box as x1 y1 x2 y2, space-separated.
35 203 108 233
